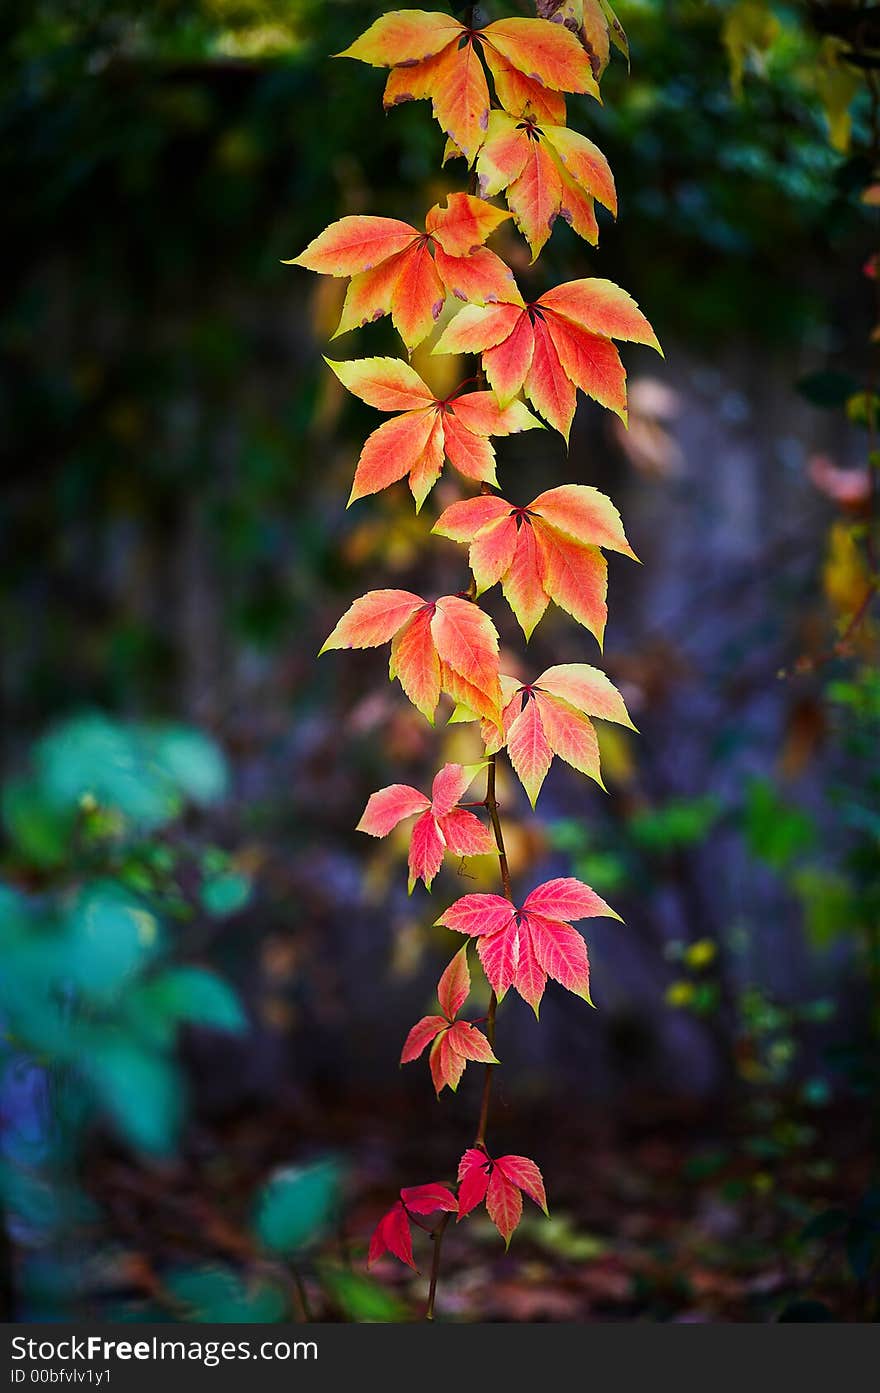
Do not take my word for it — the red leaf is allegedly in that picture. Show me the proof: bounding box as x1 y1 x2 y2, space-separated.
400 1014 448 1064
400 1183 458 1216
425 192 510 256
368 1201 415 1269
456 1147 548 1246
323 591 502 723
533 526 607 645
359 762 492 890
457 1149 492 1218
430 762 473 817
495 1155 548 1214
440 878 618 1011
487 1166 523 1246
502 521 550 638
437 943 471 1020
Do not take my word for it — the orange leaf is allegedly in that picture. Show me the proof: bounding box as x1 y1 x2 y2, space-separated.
341 13 599 162
295 194 518 350
287 215 417 275
436 276 660 437
322 591 501 725
337 11 464 66
329 357 540 509
485 16 600 98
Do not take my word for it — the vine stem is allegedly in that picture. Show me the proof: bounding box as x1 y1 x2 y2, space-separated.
425 1213 450 1321
424 752 511 1319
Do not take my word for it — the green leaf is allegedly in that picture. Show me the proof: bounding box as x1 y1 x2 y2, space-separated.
790 868 856 950
743 778 814 870
1 778 74 868
254 1160 343 1256
320 1267 407 1323
629 796 721 852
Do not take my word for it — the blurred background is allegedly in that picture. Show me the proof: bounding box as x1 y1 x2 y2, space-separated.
2 0 879 1322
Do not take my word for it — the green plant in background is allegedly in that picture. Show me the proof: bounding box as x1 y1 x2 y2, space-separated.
0 714 250 1309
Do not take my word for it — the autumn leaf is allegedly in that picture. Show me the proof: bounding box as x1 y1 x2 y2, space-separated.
437 876 620 1014
358 762 495 890
537 0 628 80
320 589 503 726
325 357 541 510
457 1148 548 1247
433 277 661 439
473 663 635 806
287 194 517 351
433 485 637 644
401 944 499 1094
368 1183 458 1269
338 11 599 162
476 110 616 261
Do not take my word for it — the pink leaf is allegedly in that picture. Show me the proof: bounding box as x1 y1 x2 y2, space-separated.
446 1020 498 1064
437 944 471 1021
400 1015 447 1064
522 876 619 923
438 808 496 857
486 1167 523 1246
495 1155 548 1214
408 809 447 891
357 784 430 837
430 761 475 817
437 893 515 938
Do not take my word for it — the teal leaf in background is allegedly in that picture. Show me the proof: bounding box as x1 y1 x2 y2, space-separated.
254 1160 343 1257
127 966 247 1045
84 1036 182 1157
146 725 228 807
60 881 160 1001
200 870 252 918
165 1266 286 1323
